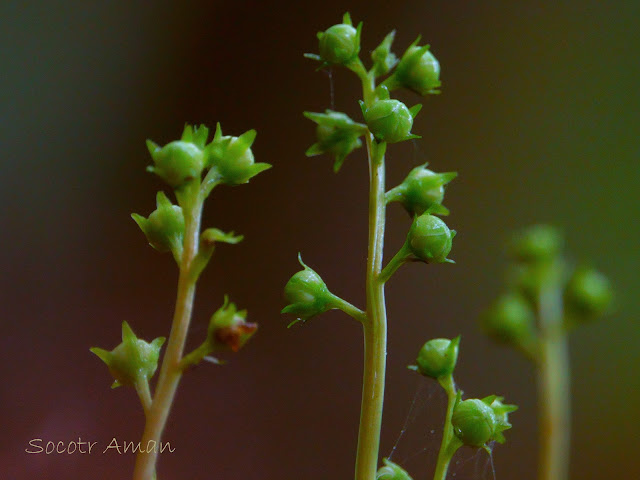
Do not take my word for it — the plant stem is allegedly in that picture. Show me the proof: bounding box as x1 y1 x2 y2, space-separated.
537 285 570 480
432 375 460 480
135 379 152 417
379 244 409 285
133 186 204 480
354 65 388 480
329 294 368 323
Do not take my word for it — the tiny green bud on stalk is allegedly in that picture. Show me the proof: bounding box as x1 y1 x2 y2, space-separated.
371 31 399 77
481 294 536 346
410 337 460 379
90 322 165 389
452 398 497 447
451 396 517 448
510 260 564 307
386 38 441 95
564 267 613 320
407 213 455 263
207 298 257 352
362 99 421 144
386 163 457 216
304 110 366 172
282 255 337 322
376 458 413 480
132 191 185 259
509 224 563 264
317 13 361 66
207 124 271 186
146 139 205 188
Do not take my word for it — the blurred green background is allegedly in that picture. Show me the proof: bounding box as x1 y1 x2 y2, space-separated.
1 1 638 479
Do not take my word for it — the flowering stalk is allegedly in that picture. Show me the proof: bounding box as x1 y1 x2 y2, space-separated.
408 337 516 480
133 181 203 480
91 124 268 480
481 225 613 480
286 13 456 480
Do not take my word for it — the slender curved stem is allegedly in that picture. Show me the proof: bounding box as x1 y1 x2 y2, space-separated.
329 294 368 323
537 285 570 480
433 375 460 480
379 243 410 285
135 379 152 417
133 185 204 480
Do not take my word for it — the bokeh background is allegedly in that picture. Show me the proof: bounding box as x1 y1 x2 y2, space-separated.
1 1 638 479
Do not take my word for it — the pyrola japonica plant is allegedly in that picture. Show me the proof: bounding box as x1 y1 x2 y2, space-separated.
481 225 613 480
282 13 516 480
91 123 270 480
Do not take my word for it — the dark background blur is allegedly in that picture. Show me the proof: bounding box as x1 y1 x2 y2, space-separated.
1 1 638 479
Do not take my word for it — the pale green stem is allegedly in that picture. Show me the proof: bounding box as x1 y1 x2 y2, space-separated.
378 243 410 285
354 64 389 480
537 286 570 480
135 379 152 417
133 185 204 480
179 342 213 371
329 294 368 323
433 375 461 480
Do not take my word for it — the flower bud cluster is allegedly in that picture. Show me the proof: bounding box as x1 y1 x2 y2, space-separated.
146 123 270 189
483 225 613 356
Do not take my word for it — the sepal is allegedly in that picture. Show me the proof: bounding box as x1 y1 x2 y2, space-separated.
376 458 413 480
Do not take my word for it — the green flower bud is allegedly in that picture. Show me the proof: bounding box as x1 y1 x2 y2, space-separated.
206 123 271 186
362 99 421 144
407 213 455 263
317 13 361 66
132 191 185 257
564 267 613 320
146 124 209 187
304 110 366 172
282 255 336 322
410 337 460 379
510 260 564 307
481 294 536 346
371 31 399 77
90 322 165 389
207 297 257 352
452 395 517 448
376 458 413 480
386 163 457 216
509 225 563 264
391 38 441 95
452 398 497 447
